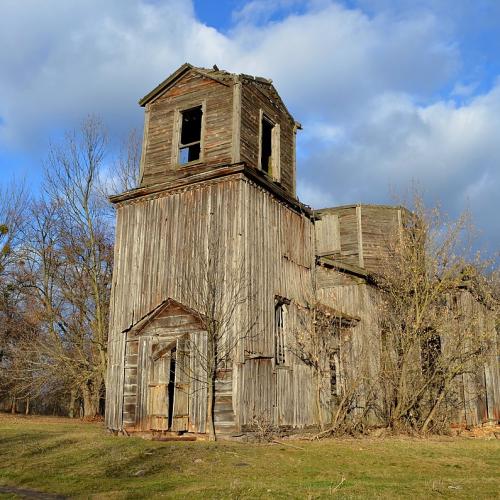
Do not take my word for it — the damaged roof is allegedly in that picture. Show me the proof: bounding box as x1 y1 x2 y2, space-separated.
138 62 298 125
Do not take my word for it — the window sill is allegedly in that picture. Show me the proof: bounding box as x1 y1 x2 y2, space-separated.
259 168 281 186
177 159 204 168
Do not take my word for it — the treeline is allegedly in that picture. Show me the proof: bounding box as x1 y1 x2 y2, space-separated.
1 117 498 431
0 117 138 418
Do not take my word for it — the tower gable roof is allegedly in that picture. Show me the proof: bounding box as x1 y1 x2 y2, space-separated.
138 63 298 125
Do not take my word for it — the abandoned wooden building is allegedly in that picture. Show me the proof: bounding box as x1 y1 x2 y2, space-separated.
105 63 499 437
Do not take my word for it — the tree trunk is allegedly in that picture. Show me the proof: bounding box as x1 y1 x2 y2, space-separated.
25 397 30 415
11 397 16 414
205 332 217 441
68 389 77 418
81 382 100 418
316 369 324 430
421 385 447 433
207 373 216 441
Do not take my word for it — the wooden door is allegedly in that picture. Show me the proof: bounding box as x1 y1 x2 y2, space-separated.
148 383 168 430
147 351 171 431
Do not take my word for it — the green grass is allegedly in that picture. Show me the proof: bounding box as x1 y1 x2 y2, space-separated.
0 414 499 499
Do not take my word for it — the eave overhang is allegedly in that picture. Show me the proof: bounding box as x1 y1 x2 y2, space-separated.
109 162 313 219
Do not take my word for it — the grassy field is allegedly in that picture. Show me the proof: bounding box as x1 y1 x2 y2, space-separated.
0 414 499 499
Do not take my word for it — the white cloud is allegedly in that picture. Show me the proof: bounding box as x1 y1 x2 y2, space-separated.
0 0 458 150
226 3 458 123
451 81 479 98
0 0 498 250
296 81 500 251
0 0 231 150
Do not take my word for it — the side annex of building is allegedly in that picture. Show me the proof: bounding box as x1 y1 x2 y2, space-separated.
105 64 500 437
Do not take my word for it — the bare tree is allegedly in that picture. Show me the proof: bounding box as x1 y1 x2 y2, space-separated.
374 193 498 433
41 116 113 416
292 300 375 436
99 128 141 198
0 180 30 412
9 118 114 418
0 180 28 277
178 233 255 441
1 119 141 418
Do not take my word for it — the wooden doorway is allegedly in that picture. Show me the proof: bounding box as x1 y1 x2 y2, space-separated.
148 337 190 432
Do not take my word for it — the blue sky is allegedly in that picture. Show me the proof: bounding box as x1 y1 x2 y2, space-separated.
1 0 499 253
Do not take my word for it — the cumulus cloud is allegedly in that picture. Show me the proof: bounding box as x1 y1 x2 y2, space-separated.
0 0 457 149
296 83 500 251
0 0 498 251
0 0 230 150
227 2 458 122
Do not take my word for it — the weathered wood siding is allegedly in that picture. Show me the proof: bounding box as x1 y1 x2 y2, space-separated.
141 70 234 187
449 290 500 426
121 302 206 431
316 267 500 428
316 267 382 422
315 213 340 256
106 174 316 431
315 205 402 275
360 206 401 274
240 81 296 197
233 179 316 428
324 207 361 268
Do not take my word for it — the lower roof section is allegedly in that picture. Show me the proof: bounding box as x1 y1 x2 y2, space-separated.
109 162 313 218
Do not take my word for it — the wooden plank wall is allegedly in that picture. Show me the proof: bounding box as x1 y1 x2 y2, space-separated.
317 267 500 428
233 180 316 428
315 206 402 275
360 206 401 275
450 290 500 426
141 71 234 187
240 81 296 197
337 208 361 267
121 304 205 431
315 213 340 255
189 332 208 433
106 174 316 431
316 268 382 423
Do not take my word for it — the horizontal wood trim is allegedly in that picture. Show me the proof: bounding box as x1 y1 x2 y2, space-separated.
110 163 312 218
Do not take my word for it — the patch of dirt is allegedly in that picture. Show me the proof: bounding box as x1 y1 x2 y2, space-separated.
0 486 66 499
450 423 500 439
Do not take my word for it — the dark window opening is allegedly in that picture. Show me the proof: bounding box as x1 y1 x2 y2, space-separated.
275 301 286 365
179 106 202 164
260 116 273 174
330 352 339 398
421 331 442 377
167 348 176 429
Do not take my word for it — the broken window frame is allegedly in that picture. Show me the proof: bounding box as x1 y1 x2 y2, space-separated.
329 350 341 399
174 102 205 166
258 110 281 182
421 329 442 378
274 297 289 366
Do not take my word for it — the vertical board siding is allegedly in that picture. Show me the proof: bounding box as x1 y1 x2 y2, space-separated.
107 174 316 431
142 71 234 187
315 214 341 255
360 206 400 274
189 332 208 433
315 206 402 275
450 290 500 425
317 272 382 423
240 82 296 197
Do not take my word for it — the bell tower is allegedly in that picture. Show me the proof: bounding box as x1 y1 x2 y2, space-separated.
137 63 300 198
106 64 315 437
